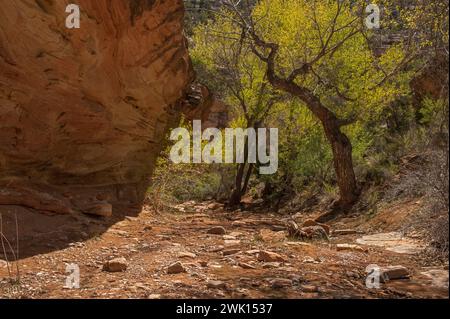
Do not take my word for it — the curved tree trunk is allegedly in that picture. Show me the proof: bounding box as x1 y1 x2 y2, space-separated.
322 116 360 210
228 125 256 207
229 162 247 206
283 85 360 217
259 43 360 218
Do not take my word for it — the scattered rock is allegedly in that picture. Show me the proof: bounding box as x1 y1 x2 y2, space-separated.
229 231 243 237
262 262 281 269
0 259 7 268
238 262 257 270
302 219 331 235
301 226 330 240
420 269 449 289
209 245 224 252
190 272 204 279
224 239 241 246
148 294 162 299
223 235 237 240
110 229 129 237
178 251 197 258
285 241 312 247
173 280 192 288
231 220 247 227
289 276 302 286
207 202 222 210
167 261 186 274
346 271 360 279
257 251 287 262
195 205 208 213
356 232 423 255
133 283 148 291
207 280 227 289
156 234 172 241
103 257 128 272
69 241 84 248
336 244 368 252
270 225 287 232
143 225 153 231
188 213 208 220
223 249 241 256
259 229 287 242
333 229 358 236
380 266 410 282
302 256 319 264
199 261 208 267
287 221 329 241
86 202 113 217
270 278 293 289
301 284 318 293
207 226 226 235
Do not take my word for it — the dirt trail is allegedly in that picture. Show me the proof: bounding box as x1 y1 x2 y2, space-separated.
0 202 448 299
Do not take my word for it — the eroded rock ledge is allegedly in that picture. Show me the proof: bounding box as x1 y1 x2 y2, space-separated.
0 0 194 216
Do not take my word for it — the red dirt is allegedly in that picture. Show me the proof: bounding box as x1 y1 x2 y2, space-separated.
0 202 448 299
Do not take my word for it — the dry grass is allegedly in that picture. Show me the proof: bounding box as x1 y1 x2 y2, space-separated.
0 212 21 285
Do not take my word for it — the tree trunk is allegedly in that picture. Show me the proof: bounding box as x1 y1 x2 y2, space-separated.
229 163 246 206
262 54 360 217
241 163 254 194
228 126 255 206
229 162 254 206
302 100 360 223
298 98 360 217
323 118 360 209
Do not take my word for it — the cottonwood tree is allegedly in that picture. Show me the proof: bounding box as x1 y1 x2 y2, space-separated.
191 12 283 206
213 0 412 219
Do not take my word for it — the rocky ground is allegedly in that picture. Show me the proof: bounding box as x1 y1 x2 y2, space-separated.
0 200 448 299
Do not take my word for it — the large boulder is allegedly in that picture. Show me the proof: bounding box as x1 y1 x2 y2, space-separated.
0 0 194 215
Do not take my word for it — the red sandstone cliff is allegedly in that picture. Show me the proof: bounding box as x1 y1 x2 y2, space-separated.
0 0 194 216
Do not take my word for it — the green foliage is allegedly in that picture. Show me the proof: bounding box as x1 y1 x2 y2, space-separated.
152 1 444 210
148 119 235 210
380 0 449 52
191 13 278 126
188 0 418 198
252 0 412 121
419 98 447 125
264 101 333 189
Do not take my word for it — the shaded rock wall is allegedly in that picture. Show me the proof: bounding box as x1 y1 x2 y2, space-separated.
0 0 193 216
411 52 449 105
182 84 229 129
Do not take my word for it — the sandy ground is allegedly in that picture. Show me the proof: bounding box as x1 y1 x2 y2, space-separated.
0 200 448 299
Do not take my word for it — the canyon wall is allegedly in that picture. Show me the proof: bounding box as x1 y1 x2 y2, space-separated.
0 0 194 216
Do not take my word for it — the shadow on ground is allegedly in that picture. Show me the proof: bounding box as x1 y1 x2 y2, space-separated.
0 204 140 259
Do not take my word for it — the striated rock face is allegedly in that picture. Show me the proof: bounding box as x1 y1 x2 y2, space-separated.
181 83 229 129
411 53 449 106
0 0 193 215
